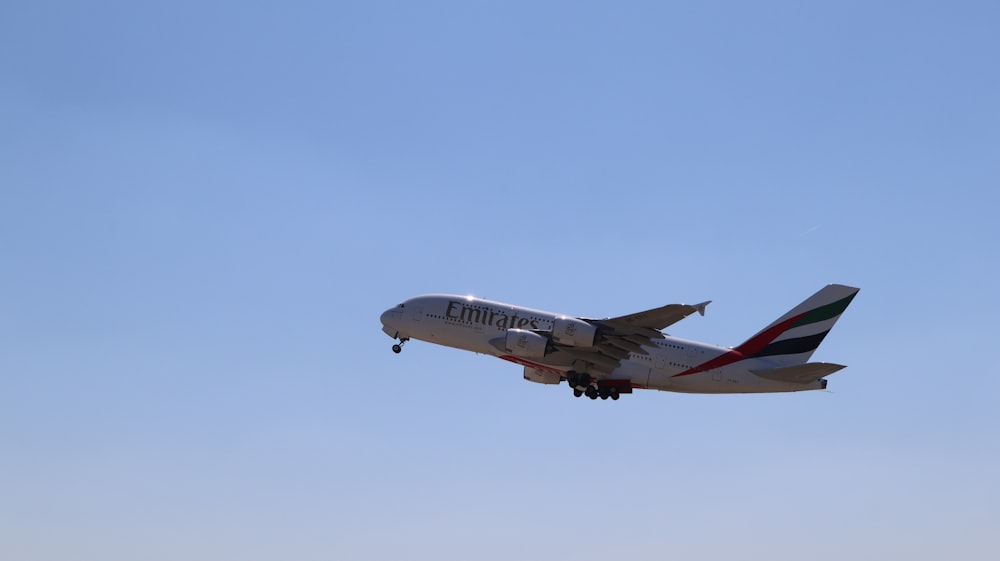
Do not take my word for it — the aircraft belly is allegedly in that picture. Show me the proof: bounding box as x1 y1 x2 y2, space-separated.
405 316 499 355
612 361 650 389
646 368 673 391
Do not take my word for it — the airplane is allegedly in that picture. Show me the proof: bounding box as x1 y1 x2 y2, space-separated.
380 284 859 400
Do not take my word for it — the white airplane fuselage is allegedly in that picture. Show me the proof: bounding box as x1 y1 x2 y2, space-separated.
381 294 829 395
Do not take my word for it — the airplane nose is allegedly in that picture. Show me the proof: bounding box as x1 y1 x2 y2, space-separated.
381 307 402 338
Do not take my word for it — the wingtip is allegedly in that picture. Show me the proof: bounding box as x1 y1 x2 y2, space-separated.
695 301 711 316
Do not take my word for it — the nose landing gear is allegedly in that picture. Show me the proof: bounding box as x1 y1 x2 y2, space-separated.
391 337 410 354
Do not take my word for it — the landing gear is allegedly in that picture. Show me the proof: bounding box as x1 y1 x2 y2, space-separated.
391 337 410 354
567 370 595 399
566 370 625 401
566 371 579 388
566 371 590 390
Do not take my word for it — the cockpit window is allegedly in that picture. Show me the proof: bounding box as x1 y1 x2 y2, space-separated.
398 304 405 308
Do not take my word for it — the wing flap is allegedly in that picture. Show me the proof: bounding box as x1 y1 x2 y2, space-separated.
750 362 846 384
558 347 622 371
603 337 646 354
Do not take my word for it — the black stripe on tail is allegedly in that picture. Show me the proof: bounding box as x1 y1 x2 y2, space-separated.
753 330 830 358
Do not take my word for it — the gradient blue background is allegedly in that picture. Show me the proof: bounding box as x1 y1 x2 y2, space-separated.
2 1 998 559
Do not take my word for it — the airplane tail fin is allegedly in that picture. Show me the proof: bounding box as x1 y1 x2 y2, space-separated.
735 284 859 366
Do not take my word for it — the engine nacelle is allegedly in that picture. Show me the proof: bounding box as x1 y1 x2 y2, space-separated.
552 317 598 347
504 329 549 358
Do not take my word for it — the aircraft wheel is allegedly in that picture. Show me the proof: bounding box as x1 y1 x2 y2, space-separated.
566 371 579 387
585 386 598 399
573 389 583 398
599 387 610 400
392 344 402 354
609 387 620 400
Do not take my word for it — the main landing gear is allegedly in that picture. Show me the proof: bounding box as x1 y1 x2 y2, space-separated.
391 337 410 354
565 371 620 401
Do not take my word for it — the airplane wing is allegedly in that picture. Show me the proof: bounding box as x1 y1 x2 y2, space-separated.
560 301 712 367
599 301 711 333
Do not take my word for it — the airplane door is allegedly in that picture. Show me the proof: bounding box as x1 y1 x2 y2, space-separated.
411 306 423 322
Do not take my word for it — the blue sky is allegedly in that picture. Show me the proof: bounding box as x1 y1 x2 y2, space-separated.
2 1 998 559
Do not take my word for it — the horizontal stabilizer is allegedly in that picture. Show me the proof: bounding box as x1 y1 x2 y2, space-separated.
751 362 846 384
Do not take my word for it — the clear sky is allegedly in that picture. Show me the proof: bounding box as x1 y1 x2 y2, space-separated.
2 1 998 560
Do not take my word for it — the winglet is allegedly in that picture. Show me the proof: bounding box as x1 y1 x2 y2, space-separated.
694 301 711 316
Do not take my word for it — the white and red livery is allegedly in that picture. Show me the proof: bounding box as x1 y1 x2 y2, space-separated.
380 284 859 400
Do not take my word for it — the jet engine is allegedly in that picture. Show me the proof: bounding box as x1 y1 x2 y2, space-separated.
504 329 549 358
552 317 597 347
